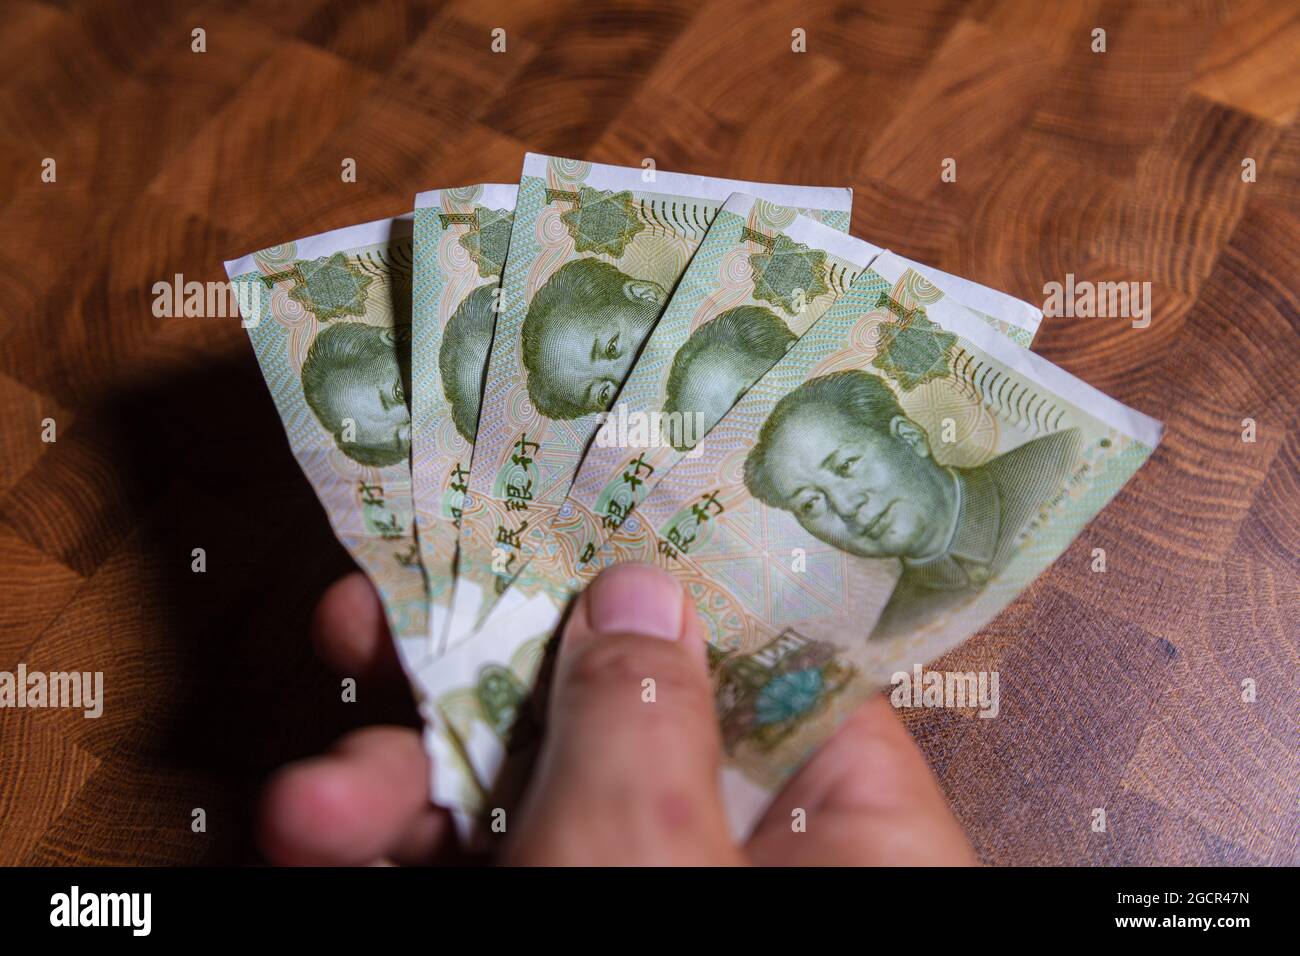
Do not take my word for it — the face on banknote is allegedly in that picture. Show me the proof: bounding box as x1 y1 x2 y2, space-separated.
466 193 881 625
226 217 432 673
419 257 1161 835
441 154 855 651
489 197 1048 626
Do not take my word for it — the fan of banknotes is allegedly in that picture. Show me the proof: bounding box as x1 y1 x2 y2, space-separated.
225 154 1163 836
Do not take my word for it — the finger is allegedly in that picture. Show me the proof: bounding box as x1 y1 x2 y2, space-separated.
311 572 404 682
259 725 455 866
746 694 975 865
505 563 742 866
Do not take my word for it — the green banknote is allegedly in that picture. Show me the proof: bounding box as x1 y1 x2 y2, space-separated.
441 154 854 652
408 186 517 807
488 195 1045 625
225 216 430 673
422 256 1162 833
409 185 517 646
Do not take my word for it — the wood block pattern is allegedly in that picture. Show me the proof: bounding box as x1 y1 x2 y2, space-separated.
0 0 1295 865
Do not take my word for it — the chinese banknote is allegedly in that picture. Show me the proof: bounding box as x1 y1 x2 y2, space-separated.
226 154 1161 837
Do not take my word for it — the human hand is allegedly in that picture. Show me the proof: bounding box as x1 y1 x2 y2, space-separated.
259 563 976 865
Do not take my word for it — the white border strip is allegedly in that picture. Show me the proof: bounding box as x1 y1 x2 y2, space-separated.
870 252 1163 448
223 212 414 278
479 183 518 209
522 152 852 214
786 214 882 269
719 192 758 219
721 193 882 269
894 255 1042 334
414 183 519 211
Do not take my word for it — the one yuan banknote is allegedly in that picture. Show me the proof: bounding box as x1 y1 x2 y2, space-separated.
409 185 517 650
407 185 517 807
225 216 432 676
440 154 856 654
422 257 1162 833
484 193 1045 627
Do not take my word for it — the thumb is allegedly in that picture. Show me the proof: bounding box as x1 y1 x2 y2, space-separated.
504 563 742 866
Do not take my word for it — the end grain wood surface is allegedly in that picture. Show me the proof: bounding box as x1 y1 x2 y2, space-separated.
0 0 1296 865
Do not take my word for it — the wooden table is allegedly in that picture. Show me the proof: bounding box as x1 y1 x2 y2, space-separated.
0 0 1295 865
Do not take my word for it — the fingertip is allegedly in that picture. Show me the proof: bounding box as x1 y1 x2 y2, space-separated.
581 563 686 643
815 694 944 807
565 562 710 667
748 693 976 865
259 759 362 866
258 727 444 866
312 572 401 678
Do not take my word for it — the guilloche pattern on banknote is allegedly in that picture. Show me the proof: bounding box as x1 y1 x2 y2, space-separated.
424 263 1163 831
409 185 517 645
422 235 1047 815
225 217 430 668
491 194 884 617
496 212 1048 627
444 154 853 649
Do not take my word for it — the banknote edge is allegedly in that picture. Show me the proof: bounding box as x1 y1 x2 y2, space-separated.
870 253 1162 447
414 183 519 210
222 212 415 278
890 254 1044 336
720 192 884 269
521 151 853 213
